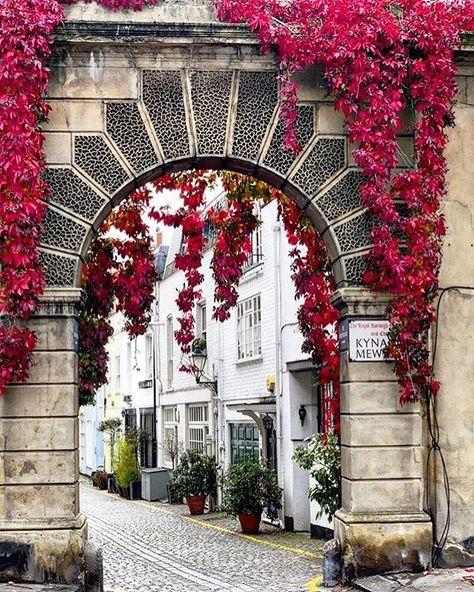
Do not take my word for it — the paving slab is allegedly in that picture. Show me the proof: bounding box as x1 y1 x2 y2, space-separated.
354 567 474 592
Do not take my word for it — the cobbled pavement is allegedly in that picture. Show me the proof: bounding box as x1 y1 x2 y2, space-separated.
81 484 324 592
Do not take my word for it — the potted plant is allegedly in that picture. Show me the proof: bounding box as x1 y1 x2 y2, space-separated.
191 337 207 355
221 456 282 534
292 428 341 522
115 437 140 500
92 468 108 490
171 449 217 515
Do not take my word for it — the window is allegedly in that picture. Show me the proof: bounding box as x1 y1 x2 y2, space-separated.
140 408 155 468
243 202 263 270
162 406 178 468
189 427 207 452
163 406 178 423
237 295 262 360
145 334 153 379
114 355 121 391
188 404 209 423
203 219 218 245
123 408 136 430
203 197 227 250
196 303 207 341
166 315 173 387
188 404 209 452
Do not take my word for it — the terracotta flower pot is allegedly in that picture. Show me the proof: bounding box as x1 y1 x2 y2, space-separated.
186 494 206 515
239 512 261 534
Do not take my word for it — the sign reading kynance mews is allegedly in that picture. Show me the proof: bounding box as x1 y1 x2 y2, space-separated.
348 319 391 362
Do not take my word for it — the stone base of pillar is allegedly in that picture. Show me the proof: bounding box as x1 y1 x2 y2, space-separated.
334 510 432 580
0 515 87 585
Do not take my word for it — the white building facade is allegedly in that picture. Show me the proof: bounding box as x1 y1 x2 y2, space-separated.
155 198 331 535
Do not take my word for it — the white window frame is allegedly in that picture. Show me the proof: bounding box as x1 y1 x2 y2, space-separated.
166 315 173 388
196 302 207 341
237 295 262 360
162 406 178 467
114 355 121 391
145 334 153 379
187 404 209 453
243 202 263 271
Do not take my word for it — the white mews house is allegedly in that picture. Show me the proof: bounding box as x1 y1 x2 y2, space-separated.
156 198 331 536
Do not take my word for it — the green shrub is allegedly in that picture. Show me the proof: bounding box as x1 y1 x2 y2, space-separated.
220 457 282 520
292 428 341 520
115 437 139 488
171 449 217 497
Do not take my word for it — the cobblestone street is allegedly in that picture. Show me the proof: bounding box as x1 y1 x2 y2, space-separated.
81 484 324 592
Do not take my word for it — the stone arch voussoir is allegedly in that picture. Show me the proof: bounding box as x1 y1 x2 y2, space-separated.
41 67 374 290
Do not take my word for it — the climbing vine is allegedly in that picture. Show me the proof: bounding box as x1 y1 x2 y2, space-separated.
0 0 63 395
150 172 215 357
210 174 271 322
214 0 474 404
79 186 158 405
278 197 340 430
1 0 473 410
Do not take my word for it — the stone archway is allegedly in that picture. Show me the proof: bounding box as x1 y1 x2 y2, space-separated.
0 2 431 585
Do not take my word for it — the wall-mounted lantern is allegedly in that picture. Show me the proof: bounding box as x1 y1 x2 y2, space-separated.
262 413 274 431
298 404 307 426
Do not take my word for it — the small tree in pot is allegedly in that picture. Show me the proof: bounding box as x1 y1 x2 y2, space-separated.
115 437 140 499
171 449 217 515
221 456 282 534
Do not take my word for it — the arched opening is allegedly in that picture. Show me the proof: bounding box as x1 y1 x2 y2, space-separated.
76 165 340 589
80 164 340 530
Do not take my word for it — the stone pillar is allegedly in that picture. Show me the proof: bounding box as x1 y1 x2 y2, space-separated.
0 290 87 585
332 288 432 579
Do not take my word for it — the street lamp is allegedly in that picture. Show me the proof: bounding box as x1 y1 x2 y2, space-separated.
189 349 218 392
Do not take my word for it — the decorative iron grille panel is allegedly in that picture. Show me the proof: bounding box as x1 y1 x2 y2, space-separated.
40 251 76 286
190 71 232 155
292 138 346 195
106 102 158 174
334 211 372 253
232 71 278 161
42 168 107 222
344 255 366 285
42 208 87 252
315 170 364 222
264 105 315 174
74 135 130 195
142 70 189 160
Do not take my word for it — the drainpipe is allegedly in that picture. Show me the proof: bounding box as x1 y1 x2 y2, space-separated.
151 280 164 468
273 220 285 523
216 316 225 466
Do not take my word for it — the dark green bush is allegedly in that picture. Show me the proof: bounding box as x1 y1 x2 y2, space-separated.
171 449 217 497
220 457 282 520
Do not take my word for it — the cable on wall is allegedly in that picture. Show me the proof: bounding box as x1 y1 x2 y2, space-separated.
426 285 474 565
